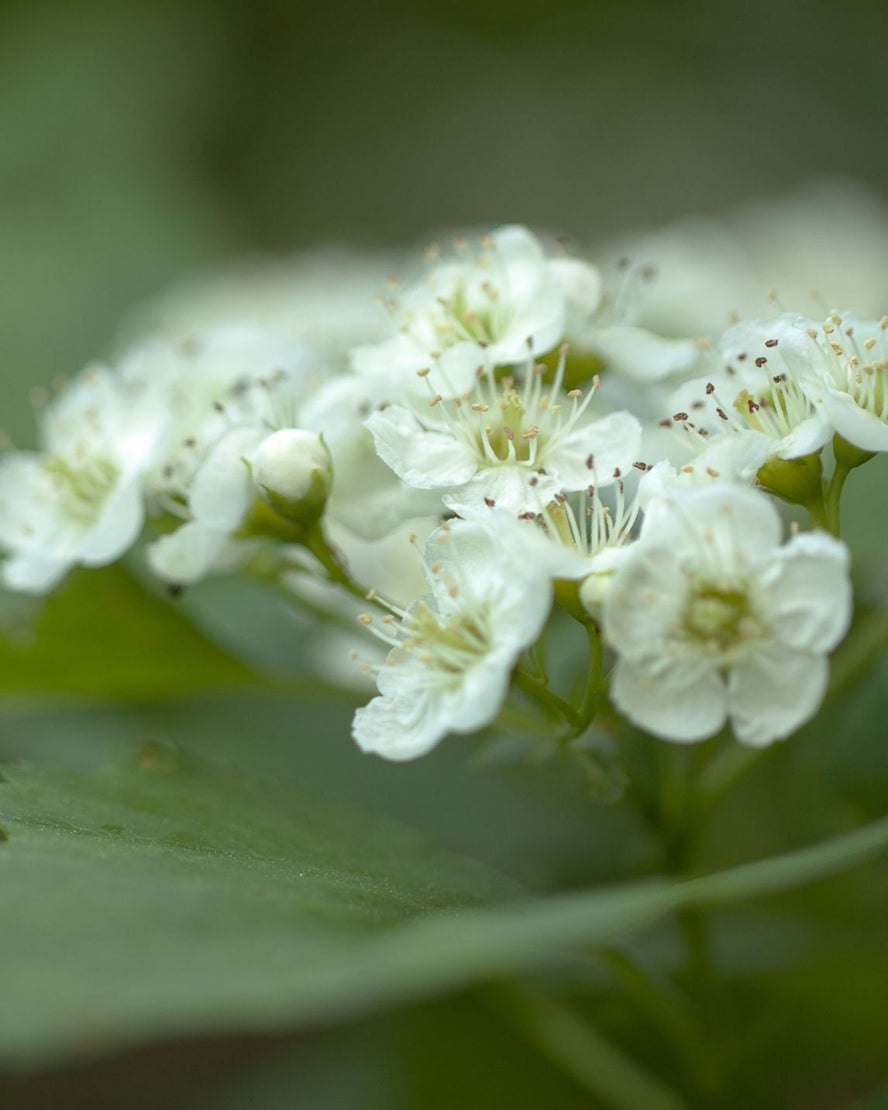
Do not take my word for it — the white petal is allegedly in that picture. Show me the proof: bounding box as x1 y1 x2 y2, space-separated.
603 543 686 653
190 426 266 528
442 466 542 516
548 258 602 319
352 692 446 761
492 225 546 299
640 483 783 573
365 406 477 489
776 413 833 459
79 480 145 565
820 386 888 452
611 655 727 742
147 523 229 584
446 658 511 733
553 411 643 490
728 645 828 746
591 325 700 382
756 532 852 652
2 554 69 594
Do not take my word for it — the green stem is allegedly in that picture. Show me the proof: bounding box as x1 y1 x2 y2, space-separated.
487 983 688 1110
821 460 850 537
512 621 605 741
573 621 604 736
303 525 372 603
814 433 875 536
512 667 581 729
599 950 718 1094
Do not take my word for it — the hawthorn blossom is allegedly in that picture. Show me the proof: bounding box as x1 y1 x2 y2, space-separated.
365 345 642 518
352 518 553 760
790 312 888 453
657 316 833 493
0 365 167 592
352 225 601 398
121 324 318 503
603 483 851 746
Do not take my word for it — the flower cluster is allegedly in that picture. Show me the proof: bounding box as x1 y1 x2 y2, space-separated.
1 217 871 762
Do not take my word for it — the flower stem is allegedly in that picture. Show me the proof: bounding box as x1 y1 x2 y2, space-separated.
302 524 371 602
812 434 876 536
512 667 581 729
486 982 689 1110
572 620 604 736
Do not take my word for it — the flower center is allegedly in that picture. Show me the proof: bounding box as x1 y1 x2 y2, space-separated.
810 317 888 424
431 278 505 348
405 602 491 676
682 583 761 656
733 376 815 439
476 389 537 463
43 453 119 524
423 352 596 479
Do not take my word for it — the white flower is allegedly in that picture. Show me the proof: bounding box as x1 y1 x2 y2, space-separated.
0 365 166 592
603 484 852 746
790 312 888 452
563 256 703 387
352 518 553 760
121 324 318 501
351 226 600 397
519 483 642 613
299 374 441 540
365 346 642 518
146 424 269 584
660 316 833 484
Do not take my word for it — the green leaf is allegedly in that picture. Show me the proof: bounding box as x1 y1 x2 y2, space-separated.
2 745 888 1068
0 745 519 1065
0 565 259 700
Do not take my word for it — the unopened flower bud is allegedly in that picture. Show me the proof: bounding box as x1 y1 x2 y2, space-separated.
252 429 332 524
578 570 614 616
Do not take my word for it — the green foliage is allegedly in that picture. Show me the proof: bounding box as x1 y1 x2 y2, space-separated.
2 739 887 1082
0 566 257 700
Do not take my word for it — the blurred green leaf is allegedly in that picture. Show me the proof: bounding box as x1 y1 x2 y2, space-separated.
0 565 258 700
2 745 887 1068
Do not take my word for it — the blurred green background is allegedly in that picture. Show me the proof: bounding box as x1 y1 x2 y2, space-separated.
3 1 888 1107
4 0 888 437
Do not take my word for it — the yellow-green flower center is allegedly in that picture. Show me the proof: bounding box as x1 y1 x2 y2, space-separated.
406 602 490 676
43 454 118 524
683 583 760 654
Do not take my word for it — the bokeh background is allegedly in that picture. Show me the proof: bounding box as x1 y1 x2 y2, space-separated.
3 1 888 1107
